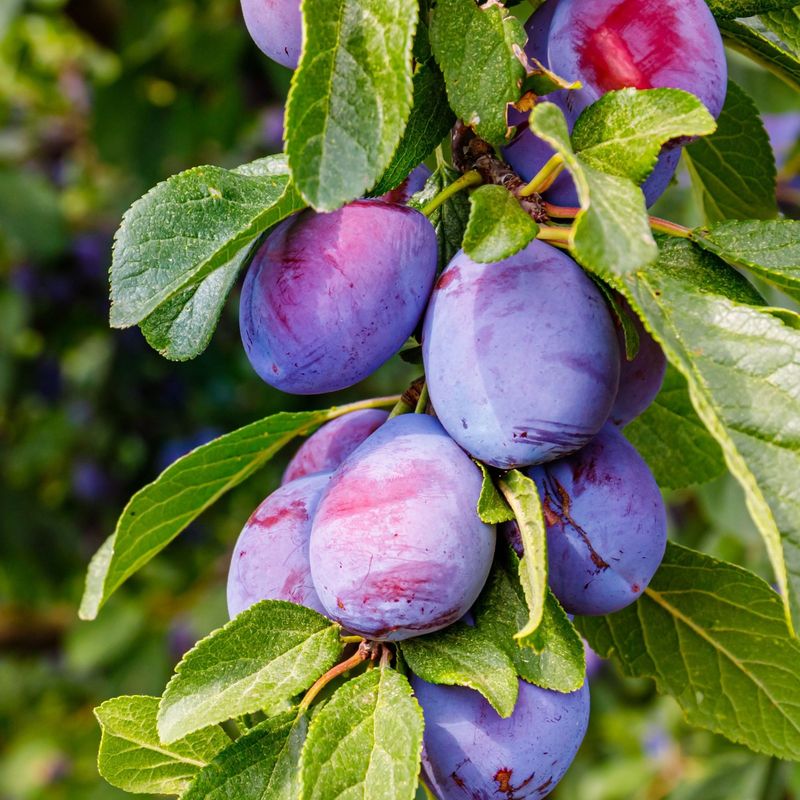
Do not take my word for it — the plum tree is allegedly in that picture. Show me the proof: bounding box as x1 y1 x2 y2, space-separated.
610 297 667 427
422 240 620 468
227 473 330 618
547 0 727 121
413 676 590 799
240 200 437 395
532 423 667 615
240 0 302 70
282 409 389 484
309 414 495 640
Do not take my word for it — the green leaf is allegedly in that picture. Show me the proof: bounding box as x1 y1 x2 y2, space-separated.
706 0 799 18
95 695 228 795
79 397 397 620
498 470 547 643
429 0 526 147
572 88 716 184
762 6 800 51
693 220 800 303
370 62 455 197
139 248 245 361
183 712 308 800
623 364 726 491
578 543 800 760
720 18 800 92
462 185 539 263
158 602 342 743
410 164 470 269
109 155 304 329
285 0 418 211
400 623 519 717
617 238 800 634
475 557 586 693
299 667 424 800
529 102 657 279
684 82 777 224
476 462 515 525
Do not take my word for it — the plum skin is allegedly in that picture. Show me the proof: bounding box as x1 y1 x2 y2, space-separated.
422 240 620 469
547 0 728 122
240 200 437 395
413 676 590 799
227 473 330 618
309 414 496 641
282 409 389 485
532 423 667 615
610 297 667 427
240 0 302 69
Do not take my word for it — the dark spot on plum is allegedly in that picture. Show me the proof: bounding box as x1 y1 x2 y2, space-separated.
536 778 553 793
272 363 279 374
337 598 345 610
461 418 469 429
631 583 641 593
494 768 513 793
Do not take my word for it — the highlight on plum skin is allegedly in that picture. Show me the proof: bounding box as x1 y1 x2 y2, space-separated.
422 239 620 469
547 0 728 121
531 423 667 616
240 0 302 70
413 676 590 800
610 296 667 427
227 473 330 619
282 409 389 485
309 414 496 641
239 200 438 396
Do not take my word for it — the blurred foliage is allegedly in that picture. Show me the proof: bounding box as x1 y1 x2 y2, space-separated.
0 1 798 798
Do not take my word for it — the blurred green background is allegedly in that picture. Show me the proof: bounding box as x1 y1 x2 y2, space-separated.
0 2 799 798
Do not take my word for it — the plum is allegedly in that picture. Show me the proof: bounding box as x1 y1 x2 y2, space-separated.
532 423 666 615
240 200 437 395
422 240 620 468
309 414 495 641
610 297 666 427
413 676 590 799
547 0 727 121
227 473 329 618
379 164 432 205
282 409 389 484
240 0 302 69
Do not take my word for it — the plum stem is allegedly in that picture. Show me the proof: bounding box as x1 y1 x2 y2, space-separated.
414 383 429 414
543 202 581 219
340 634 364 644
537 225 573 248
544 201 692 239
389 397 415 418
420 170 483 217
519 153 565 197
300 642 372 712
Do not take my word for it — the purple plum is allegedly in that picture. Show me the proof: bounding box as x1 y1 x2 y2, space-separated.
309 414 495 641
422 240 620 468
547 0 727 121
379 164 432 205
532 423 666 615
413 676 590 799
610 296 666 427
240 0 302 69
227 473 330 618
240 200 437 395
282 408 389 484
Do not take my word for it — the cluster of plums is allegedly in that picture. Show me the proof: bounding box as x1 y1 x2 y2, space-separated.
228 0 727 795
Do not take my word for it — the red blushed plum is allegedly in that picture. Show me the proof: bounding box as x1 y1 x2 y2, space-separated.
547 0 727 121
239 200 437 395
422 241 620 469
413 677 590 799
281 409 389 484
309 414 495 641
610 297 666 427
379 164 432 205
532 423 667 615
240 0 302 69
227 474 329 618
